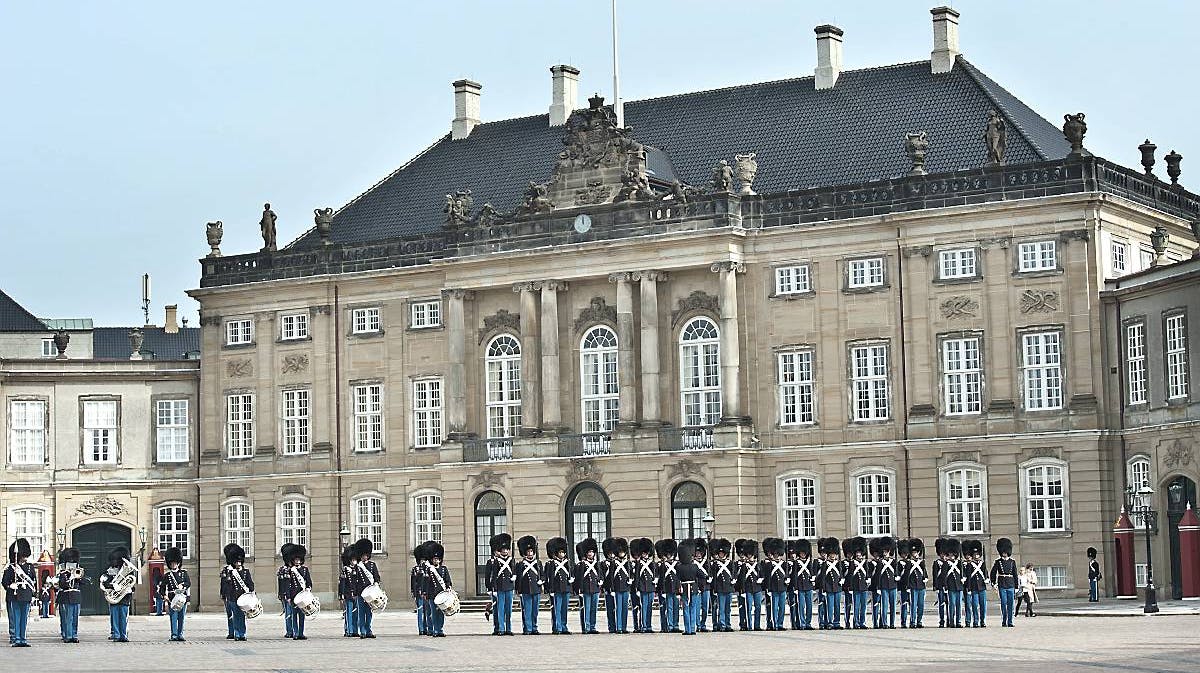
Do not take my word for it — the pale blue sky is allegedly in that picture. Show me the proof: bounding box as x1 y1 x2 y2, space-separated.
2 1 1197 326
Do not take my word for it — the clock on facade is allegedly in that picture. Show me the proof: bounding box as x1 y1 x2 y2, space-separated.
573 214 592 233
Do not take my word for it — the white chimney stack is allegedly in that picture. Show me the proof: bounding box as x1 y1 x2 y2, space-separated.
814 25 844 90
164 304 179 334
549 65 580 127
930 6 961 74
451 79 482 140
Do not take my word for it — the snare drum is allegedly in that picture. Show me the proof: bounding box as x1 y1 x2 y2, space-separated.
433 589 460 616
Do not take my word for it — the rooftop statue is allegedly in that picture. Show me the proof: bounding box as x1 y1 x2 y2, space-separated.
259 203 277 252
985 110 1006 166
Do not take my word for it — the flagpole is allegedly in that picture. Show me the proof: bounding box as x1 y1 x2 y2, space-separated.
612 0 623 127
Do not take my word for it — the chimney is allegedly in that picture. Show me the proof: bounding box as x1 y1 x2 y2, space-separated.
549 65 580 127
164 304 179 334
930 6 961 74
451 79 482 140
814 25 844 90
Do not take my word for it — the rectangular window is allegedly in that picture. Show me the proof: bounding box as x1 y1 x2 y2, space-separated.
10 508 46 557
351 307 381 334
41 338 55 358
847 258 885 289
1111 239 1128 277
1128 458 1152 529
279 500 308 547
157 506 190 559
945 468 985 534
155 399 189 463
1034 565 1069 589
281 389 311 455
8 400 46 464
280 313 308 340
850 344 890 421
1126 322 1147 405
225 319 253 346
1021 331 1063 410
943 337 983 415
780 476 818 538
774 265 811 295
1139 248 1155 271
856 473 893 536
1018 241 1057 272
413 493 442 544
410 300 442 328
778 350 815 425
1025 464 1066 532
939 249 977 280
82 400 118 465
1136 563 1149 588
1166 313 1189 399
353 384 384 452
226 393 255 458
413 379 443 448
224 502 253 556
353 496 385 553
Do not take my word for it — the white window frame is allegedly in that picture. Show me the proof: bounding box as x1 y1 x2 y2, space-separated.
777 471 820 539
1127 456 1152 529
280 312 309 341
1111 238 1128 277
850 342 890 421
1136 563 1150 588
777 350 815 425
352 493 386 554
853 469 895 538
352 384 384 453
1017 240 1057 272
8 399 47 465
226 393 255 458
155 503 191 559
225 318 253 346
1034 565 1069 589
410 300 442 329
774 264 812 295
1021 459 1070 533
1166 312 1189 400
1021 330 1064 410
41 338 55 358
485 335 522 439
155 398 190 463
277 498 309 548
580 326 620 435
679 317 722 427
943 336 983 415
223 500 253 557
941 463 988 535
281 389 311 455
351 307 381 334
413 378 443 449
411 490 443 545
6 506 48 558
847 257 885 289
81 399 119 465
938 248 978 280
1138 247 1155 271
1126 322 1147 406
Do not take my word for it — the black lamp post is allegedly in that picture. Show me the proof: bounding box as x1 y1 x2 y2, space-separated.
339 525 351 550
1126 482 1159 614
702 511 716 542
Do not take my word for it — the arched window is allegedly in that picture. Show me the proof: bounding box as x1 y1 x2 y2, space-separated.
7 506 47 557
352 494 385 553
278 498 309 547
155 503 191 559
679 317 721 427
942 466 987 534
486 335 522 438
1127 457 1152 527
777 473 820 539
223 500 253 556
581 326 619 435
473 491 508 595
412 491 442 544
1021 460 1068 532
565 483 610 553
855 470 894 537
671 481 708 540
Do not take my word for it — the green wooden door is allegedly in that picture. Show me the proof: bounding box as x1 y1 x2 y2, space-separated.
1167 476 1197 600
73 522 132 616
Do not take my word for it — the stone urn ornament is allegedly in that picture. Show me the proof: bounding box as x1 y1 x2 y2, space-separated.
1165 150 1183 187
52 329 69 360
904 131 929 176
1138 139 1157 176
205 220 223 257
314 207 334 244
735 153 758 195
1063 113 1090 158
128 328 145 361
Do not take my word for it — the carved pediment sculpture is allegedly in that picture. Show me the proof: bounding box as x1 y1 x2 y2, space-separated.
478 309 520 343
74 495 128 518
574 297 617 332
443 189 473 228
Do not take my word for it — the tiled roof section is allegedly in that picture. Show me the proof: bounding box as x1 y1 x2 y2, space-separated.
294 57 1071 248
0 290 47 332
41 318 94 330
92 327 201 361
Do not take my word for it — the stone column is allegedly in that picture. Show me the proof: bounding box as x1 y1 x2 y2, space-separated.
609 273 638 428
634 270 667 426
540 281 568 433
711 261 748 424
442 289 475 439
514 283 542 436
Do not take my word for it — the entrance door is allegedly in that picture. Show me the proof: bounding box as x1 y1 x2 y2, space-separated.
73 522 132 616
1166 476 1197 600
474 491 508 596
565 482 610 555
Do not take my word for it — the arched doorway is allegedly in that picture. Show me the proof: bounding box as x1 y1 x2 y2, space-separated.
1166 475 1197 600
72 522 132 615
473 491 507 596
671 481 708 540
565 482 610 554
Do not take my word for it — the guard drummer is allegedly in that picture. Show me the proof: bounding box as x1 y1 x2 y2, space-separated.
278 543 312 640
54 546 83 643
158 546 190 641
354 538 381 638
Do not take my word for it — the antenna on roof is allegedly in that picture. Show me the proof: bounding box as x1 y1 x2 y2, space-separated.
611 0 623 127
141 273 151 327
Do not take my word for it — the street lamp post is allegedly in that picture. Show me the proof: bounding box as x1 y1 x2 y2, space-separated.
1127 482 1159 614
339 525 351 550
702 511 716 542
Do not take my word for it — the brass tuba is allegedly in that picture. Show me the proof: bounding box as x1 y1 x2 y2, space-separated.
103 559 138 605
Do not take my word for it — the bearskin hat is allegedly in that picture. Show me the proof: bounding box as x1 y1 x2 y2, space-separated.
934 537 949 556
601 537 616 557
962 539 983 557
1087 546 1097 559
785 539 801 556
280 543 296 562
490 533 512 554
412 542 429 562
546 536 568 558
841 537 854 557
517 535 538 556
59 547 80 565
693 537 708 557
613 537 629 556
341 546 356 566
283 543 307 565
997 537 1013 556
427 541 445 560
222 543 243 565
763 537 785 557
654 538 678 559
868 537 885 557
817 537 840 556
709 538 732 556
630 537 653 558
164 546 184 567
9 538 31 563
880 537 896 555
354 538 376 558
576 537 598 560
908 538 925 557
734 538 750 557
944 538 962 556
849 537 868 557
108 545 130 565
793 538 812 556
678 539 697 563
897 538 911 557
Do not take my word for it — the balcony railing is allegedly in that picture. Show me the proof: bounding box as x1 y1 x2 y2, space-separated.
558 433 612 457
463 437 514 462
659 426 716 451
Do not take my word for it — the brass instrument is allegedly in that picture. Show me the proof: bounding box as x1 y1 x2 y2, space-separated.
103 558 139 605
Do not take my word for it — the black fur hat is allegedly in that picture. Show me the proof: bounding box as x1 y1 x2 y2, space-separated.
678 539 697 563
693 537 708 557
164 546 183 567
546 536 568 558
850 537 868 557
630 537 653 557
59 547 80 564
354 538 375 558
109 545 130 565
909 538 925 556
897 538 911 557
816 537 839 555
745 539 760 558
841 537 854 557
613 537 629 556
763 537 785 557
412 542 428 562
654 538 678 559
734 538 750 557
517 535 538 556
997 538 1013 556
280 543 296 562
962 539 983 557
427 541 444 560
601 537 616 556
576 537 598 560
868 537 885 557
794 538 812 556
283 543 306 565
9 538 31 563
1087 546 1097 559
945 538 962 556
490 533 512 554
709 538 732 556
880 537 896 555
223 543 244 565
934 537 949 556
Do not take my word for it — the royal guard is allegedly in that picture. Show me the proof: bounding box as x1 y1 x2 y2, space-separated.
420 542 451 637
1087 547 1102 602
872 537 899 629
37 550 54 620
904 538 928 628
655 538 681 633
515 535 543 635
338 546 361 637
147 548 165 616
631 537 657 633
897 539 912 627
868 537 883 628
733 539 748 630
845 537 871 629
158 546 190 641
789 538 816 630
573 538 602 634
485 533 515 636
676 540 702 635
706 538 735 632
814 537 843 630
54 547 83 643
761 537 789 631
990 538 1018 627
840 538 855 629
938 538 964 627
962 539 988 627
736 538 763 631
219 543 253 642
607 537 632 633
4 538 36 646
544 537 573 635
354 538 381 638
278 543 312 640
691 538 711 632
601 538 618 633
100 546 135 643
410 543 430 636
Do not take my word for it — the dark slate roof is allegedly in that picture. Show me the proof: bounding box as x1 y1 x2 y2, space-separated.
0 290 47 332
92 327 201 361
291 57 1072 248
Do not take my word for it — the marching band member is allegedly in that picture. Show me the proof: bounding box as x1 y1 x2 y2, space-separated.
55 547 83 643
544 537 573 635
410 543 429 636
903 538 928 628
339 546 361 637
573 538 601 634
868 537 882 628
100 546 134 643
707 538 735 632
736 538 763 631
692 538 711 632
1087 547 1102 602
939 538 964 628
354 538 381 638
963 539 988 628
4 538 35 647
990 538 1018 628
485 533 515 636
607 537 631 634
631 537 656 633
601 538 617 633
421 542 451 637
278 543 312 640
158 546 190 641
655 538 681 633
676 539 702 635
814 537 843 630
846 537 871 629
788 539 816 631
515 535 543 635
872 537 899 629
220 543 254 641
761 537 789 631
